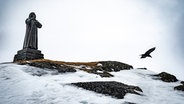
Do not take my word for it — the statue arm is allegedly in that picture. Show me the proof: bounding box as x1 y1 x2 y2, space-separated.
25 18 32 25
36 20 42 28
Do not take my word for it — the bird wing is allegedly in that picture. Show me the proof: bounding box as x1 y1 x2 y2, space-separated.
145 47 156 55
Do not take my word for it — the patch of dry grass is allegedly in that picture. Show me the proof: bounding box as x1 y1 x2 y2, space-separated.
16 59 99 67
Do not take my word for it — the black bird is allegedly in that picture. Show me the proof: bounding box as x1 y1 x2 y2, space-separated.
140 47 156 59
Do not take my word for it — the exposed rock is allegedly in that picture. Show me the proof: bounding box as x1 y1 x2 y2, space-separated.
137 67 147 70
174 81 184 92
153 72 178 82
16 60 133 77
79 61 133 77
174 85 184 91
19 61 76 73
99 61 133 72
181 81 184 85
81 61 133 77
71 81 143 99
97 71 114 77
123 102 136 104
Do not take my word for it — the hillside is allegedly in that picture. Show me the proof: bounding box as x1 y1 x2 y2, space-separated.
0 60 184 104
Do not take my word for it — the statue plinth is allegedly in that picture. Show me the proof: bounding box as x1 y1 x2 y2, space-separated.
14 48 44 62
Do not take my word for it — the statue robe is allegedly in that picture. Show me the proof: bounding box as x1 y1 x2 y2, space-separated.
23 18 42 49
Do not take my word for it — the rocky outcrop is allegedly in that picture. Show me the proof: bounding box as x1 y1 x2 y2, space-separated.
181 81 184 85
71 81 142 99
16 60 133 77
174 81 184 91
98 61 133 72
137 67 147 70
19 61 76 73
174 84 184 91
123 102 136 104
153 72 178 82
77 61 133 77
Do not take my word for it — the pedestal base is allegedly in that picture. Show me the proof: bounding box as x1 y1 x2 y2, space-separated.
14 48 44 62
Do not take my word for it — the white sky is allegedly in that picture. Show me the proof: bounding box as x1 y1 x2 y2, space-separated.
0 0 184 80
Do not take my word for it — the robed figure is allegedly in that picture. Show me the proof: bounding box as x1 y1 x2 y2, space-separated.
23 12 42 50
14 12 44 62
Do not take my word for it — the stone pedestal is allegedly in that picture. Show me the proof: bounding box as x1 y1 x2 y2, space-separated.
14 48 44 62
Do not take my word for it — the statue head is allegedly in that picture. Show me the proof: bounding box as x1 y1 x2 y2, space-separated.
29 12 36 19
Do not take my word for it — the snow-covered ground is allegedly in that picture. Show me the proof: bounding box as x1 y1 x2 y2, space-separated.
0 63 184 104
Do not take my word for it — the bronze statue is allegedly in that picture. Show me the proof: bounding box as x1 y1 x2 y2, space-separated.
14 12 44 62
23 12 42 49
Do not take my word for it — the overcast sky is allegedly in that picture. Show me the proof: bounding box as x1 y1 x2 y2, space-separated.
0 0 184 80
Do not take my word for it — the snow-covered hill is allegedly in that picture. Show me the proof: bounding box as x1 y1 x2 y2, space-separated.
0 63 184 104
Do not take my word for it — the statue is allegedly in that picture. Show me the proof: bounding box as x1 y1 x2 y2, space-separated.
14 12 44 62
23 12 42 49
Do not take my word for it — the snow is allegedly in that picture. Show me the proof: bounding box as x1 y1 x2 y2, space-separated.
97 63 103 67
0 63 184 104
67 65 92 70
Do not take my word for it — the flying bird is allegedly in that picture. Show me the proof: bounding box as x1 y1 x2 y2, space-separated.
140 47 156 59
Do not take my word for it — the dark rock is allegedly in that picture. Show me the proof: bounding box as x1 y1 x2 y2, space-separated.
174 81 184 92
181 81 184 85
75 61 133 77
97 71 114 77
99 61 133 72
153 72 178 82
71 81 142 99
123 102 136 104
137 67 147 70
19 61 76 73
174 85 184 91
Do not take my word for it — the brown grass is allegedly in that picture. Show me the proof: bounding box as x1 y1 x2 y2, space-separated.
17 59 99 67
